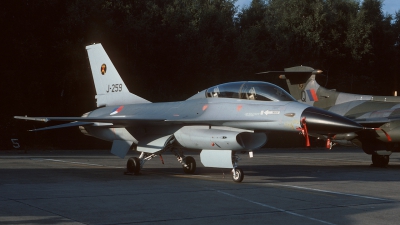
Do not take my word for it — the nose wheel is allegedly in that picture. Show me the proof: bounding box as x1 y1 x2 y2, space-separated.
232 168 244 182
231 153 244 182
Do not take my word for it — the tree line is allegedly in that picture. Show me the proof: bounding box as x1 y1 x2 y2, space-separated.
2 0 399 149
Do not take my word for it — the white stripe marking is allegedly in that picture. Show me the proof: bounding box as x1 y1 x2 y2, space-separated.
148 171 212 178
40 159 210 177
267 183 390 201
256 155 400 165
41 158 124 168
212 188 336 225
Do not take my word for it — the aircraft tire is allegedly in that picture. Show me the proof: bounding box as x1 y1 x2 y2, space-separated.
127 157 141 174
232 168 244 183
371 154 389 167
361 141 386 155
183 156 196 174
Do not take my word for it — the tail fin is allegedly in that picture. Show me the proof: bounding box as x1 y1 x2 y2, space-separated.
282 66 319 102
86 43 150 107
261 66 340 108
260 66 322 104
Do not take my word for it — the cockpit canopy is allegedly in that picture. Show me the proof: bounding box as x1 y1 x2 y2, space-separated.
205 81 296 101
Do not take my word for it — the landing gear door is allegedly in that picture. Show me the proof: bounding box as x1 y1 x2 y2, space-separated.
200 149 232 168
111 140 133 159
137 134 173 153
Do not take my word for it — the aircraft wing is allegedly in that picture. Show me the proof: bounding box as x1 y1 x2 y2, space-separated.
354 116 400 128
27 121 94 131
14 116 274 131
257 71 313 75
14 116 166 131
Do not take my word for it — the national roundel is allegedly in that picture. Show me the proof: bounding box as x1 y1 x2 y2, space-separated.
101 64 107 75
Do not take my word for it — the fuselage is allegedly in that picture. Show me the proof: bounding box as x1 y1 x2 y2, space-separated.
81 81 363 151
301 80 400 144
86 97 305 132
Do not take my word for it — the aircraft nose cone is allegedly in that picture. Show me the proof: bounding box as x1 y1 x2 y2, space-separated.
301 107 362 134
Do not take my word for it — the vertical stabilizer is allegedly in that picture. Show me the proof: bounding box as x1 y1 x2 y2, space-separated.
86 43 150 107
279 66 339 108
282 66 317 101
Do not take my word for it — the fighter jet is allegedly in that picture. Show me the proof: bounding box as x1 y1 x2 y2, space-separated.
14 45 363 182
262 66 400 167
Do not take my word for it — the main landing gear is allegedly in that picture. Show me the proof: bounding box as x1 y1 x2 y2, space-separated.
126 157 141 174
371 151 391 168
362 142 392 168
125 152 159 175
125 150 197 175
125 147 244 183
182 156 196 174
173 149 197 174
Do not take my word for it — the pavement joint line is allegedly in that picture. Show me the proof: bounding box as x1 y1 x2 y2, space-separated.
209 188 336 225
39 158 213 177
40 158 124 168
100 210 325 225
12 199 86 225
152 171 212 178
9 189 215 201
265 183 392 202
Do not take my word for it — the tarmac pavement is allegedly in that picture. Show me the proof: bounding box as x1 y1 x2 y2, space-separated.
1 147 400 225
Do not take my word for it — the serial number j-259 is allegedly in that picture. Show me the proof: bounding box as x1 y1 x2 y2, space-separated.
107 84 122 93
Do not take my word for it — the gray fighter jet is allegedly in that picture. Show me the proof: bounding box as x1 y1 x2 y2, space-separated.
263 66 400 167
15 45 363 182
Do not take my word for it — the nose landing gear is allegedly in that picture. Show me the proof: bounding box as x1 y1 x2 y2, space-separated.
232 168 244 182
231 153 244 182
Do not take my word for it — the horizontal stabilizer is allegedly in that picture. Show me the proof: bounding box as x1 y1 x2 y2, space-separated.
29 121 93 131
257 66 323 85
256 71 314 75
14 116 50 122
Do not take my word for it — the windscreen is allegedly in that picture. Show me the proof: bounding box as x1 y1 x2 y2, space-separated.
206 81 295 101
